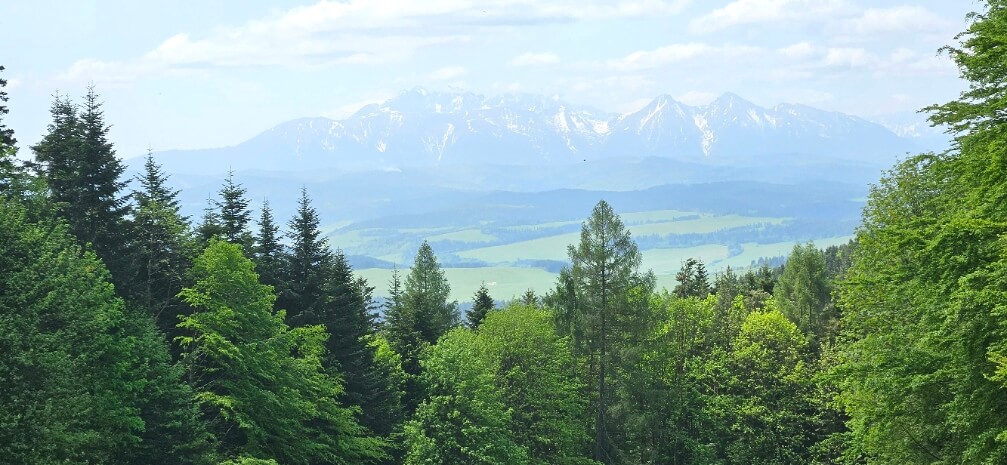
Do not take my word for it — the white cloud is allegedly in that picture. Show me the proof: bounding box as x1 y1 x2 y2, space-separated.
690 0 847 32
777 42 816 59
509 52 560 66
56 0 691 84
821 47 875 68
428 66 467 81
841 6 950 35
676 90 717 106
6 76 22 90
610 43 762 71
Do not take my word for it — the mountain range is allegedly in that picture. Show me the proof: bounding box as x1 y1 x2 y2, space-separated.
145 88 937 175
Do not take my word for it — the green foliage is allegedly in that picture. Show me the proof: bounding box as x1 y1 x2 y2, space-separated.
466 282 495 329
0 200 210 464
719 305 819 465
478 305 596 465
214 171 254 250
30 87 132 289
775 242 834 347
833 4 1007 463
131 151 194 337
550 200 656 464
280 187 332 325
252 199 285 289
404 328 530 465
0 65 14 147
403 241 459 344
178 240 385 464
674 257 711 298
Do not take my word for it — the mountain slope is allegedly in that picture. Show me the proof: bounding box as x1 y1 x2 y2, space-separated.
145 89 922 174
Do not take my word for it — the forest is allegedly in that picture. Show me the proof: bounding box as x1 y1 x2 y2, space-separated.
2 2 1007 464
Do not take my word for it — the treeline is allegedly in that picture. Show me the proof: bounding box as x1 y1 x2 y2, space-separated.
3 2 1007 463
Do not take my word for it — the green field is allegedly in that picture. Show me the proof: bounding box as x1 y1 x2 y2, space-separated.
330 209 854 302
357 266 558 303
456 214 785 264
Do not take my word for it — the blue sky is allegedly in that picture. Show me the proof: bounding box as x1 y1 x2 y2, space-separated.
2 0 975 159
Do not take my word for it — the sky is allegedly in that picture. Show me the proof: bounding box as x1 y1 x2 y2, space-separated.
2 0 977 159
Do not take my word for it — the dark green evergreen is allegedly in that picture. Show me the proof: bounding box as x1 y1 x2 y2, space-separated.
0 200 212 465
131 151 193 336
466 283 495 329
195 194 225 247
214 171 253 250
252 199 285 290
674 257 711 298
280 188 332 325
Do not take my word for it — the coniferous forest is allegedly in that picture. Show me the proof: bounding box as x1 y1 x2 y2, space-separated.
2 2 1007 464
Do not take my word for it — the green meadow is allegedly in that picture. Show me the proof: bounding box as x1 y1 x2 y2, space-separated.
327 208 852 302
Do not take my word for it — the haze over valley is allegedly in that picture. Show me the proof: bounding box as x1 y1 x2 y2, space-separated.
137 89 932 300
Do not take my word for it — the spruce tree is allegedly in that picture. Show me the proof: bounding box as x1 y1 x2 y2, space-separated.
466 283 495 329
214 170 253 250
30 87 132 289
131 151 193 336
195 194 225 246
280 187 332 325
0 66 34 202
674 258 711 298
0 65 14 148
252 199 285 290
0 65 17 186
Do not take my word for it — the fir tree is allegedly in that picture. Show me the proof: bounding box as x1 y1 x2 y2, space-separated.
403 241 458 344
0 65 14 148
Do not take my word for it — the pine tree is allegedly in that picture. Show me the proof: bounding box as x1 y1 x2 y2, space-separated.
466 283 495 329
214 170 253 250
280 187 332 325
